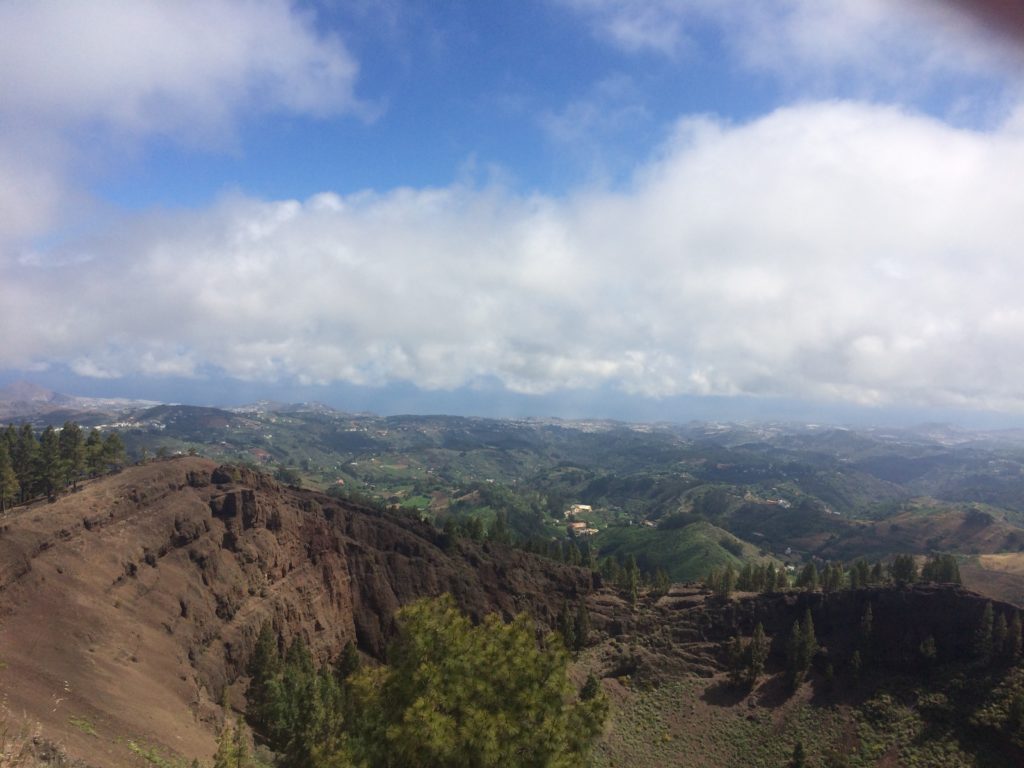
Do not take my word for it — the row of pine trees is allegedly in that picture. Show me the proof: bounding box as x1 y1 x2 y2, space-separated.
707 552 962 597
727 596 1024 702
0 421 126 511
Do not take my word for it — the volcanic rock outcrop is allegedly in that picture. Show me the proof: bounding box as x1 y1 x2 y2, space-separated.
0 457 594 766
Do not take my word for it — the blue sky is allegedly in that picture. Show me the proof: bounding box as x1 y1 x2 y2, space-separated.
3 0 1024 424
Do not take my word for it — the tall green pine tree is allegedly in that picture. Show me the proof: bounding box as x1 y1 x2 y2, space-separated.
84 429 105 476
0 441 19 513
58 421 84 489
36 426 61 497
246 621 281 734
13 424 38 502
748 622 769 683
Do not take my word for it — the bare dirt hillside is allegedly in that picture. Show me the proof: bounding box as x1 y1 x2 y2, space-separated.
0 458 595 766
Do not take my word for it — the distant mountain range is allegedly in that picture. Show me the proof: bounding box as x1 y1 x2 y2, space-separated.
0 380 163 422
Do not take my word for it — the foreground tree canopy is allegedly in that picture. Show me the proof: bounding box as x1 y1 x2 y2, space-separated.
246 594 607 768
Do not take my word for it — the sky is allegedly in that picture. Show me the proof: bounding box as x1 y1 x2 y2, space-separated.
3 0 1024 425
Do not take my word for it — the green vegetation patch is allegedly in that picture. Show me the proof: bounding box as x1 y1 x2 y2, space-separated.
596 520 765 583
67 715 98 737
125 739 192 768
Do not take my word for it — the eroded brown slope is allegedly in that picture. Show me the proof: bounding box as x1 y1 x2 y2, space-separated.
0 458 595 766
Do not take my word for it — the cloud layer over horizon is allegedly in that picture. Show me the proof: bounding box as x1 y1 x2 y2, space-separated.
2 1 1024 417
7 100 1024 411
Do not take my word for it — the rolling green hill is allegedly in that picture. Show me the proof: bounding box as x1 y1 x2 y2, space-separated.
594 520 771 583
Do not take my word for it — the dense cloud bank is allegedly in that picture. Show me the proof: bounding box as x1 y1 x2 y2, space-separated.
5 101 1024 410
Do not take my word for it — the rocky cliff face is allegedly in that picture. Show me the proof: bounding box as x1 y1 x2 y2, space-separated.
0 458 594 766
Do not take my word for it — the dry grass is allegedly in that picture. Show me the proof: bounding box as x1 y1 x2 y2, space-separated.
977 553 1024 576
0 705 43 768
961 554 1024 605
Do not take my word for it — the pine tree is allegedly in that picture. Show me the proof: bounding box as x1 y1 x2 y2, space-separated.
1 425 15 456
213 718 241 768
823 562 844 593
581 673 601 701
869 560 884 584
775 567 789 591
714 563 736 598
36 426 61 497
859 603 874 662
334 640 360 682
559 603 576 653
738 562 754 592
652 568 671 597
976 602 995 663
0 441 19 513
574 601 591 652
802 609 817 659
797 562 819 591
232 717 252 767
489 510 511 545
624 554 640 605
102 431 126 470
726 635 746 687
994 612 1009 658
268 637 322 763
889 554 918 585
853 558 870 588
1008 693 1024 733
209 715 258 768
1009 611 1023 663
601 556 621 584
84 429 105 477
786 621 806 690
342 594 608 767
58 421 84 489
850 650 862 685
921 553 961 584
565 540 582 566
705 567 720 594
786 610 817 691
748 622 769 683
246 622 281 734
13 424 38 502
791 741 806 768
580 540 598 570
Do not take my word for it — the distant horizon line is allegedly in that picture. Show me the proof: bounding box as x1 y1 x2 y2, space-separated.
4 376 1024 436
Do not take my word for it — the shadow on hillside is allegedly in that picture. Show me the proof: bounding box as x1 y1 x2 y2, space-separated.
753 673 795 708
700 679 749 707
701 672 822 709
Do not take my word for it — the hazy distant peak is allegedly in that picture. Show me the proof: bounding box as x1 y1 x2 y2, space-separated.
0 380 60 403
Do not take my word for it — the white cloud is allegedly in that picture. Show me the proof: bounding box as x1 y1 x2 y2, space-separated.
539 74 652 182
6 101 1024 411
559 0 1023 108
558 0 699 56
0 0 360 248
0 0 359 136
